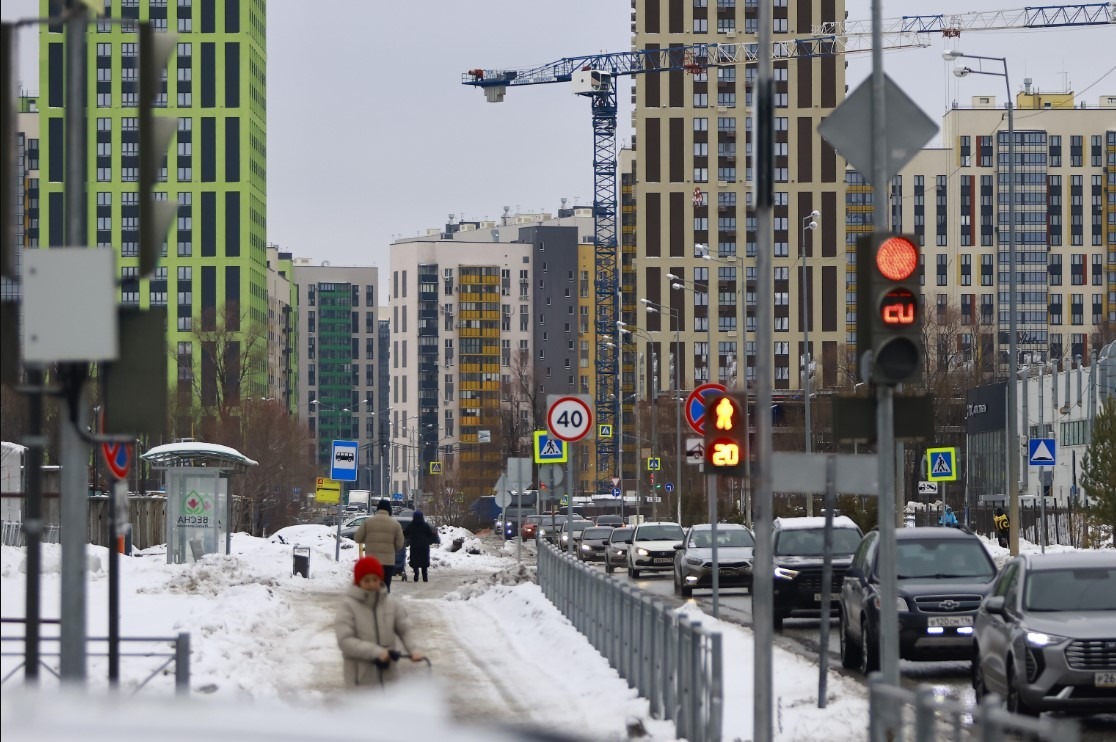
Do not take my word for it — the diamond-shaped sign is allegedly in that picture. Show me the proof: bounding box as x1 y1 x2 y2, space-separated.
818 74 938 186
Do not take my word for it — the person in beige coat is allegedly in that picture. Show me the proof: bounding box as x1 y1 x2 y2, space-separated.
354 500 405 590
335 556 424 689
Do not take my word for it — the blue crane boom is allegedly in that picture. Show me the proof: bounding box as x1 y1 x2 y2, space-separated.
462 2 1113 491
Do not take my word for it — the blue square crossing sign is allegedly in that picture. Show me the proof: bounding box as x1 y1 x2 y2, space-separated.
533 430 567 464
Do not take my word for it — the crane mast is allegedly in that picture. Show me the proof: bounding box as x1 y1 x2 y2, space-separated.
462 2 1113 492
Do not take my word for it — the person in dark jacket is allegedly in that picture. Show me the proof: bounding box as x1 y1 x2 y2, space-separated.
993 507 1010 548
404 510 440 582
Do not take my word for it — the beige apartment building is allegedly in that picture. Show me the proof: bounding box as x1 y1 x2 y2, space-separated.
853 90 1116 375
389 209 593 503
631 0 849 400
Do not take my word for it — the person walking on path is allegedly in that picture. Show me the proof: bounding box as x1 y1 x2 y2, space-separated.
938 505 958 528
993 507 1010 548
404 510 441 583
335 556 425 689
355 500 405 591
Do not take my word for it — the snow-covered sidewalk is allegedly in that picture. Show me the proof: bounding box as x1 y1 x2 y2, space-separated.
1 525 872 740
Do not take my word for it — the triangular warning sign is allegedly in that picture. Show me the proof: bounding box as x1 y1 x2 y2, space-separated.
932 454 951 475
541 439 563 456
1031 441 1054 461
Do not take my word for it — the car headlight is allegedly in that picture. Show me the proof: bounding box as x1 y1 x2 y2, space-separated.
872 595 908 611
636 547 650 557
613 548 626 555
773 566 800 581
685 556 703 566
581 544 591 551
1025 631 1068 648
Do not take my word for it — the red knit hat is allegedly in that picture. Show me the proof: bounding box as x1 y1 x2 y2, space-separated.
353 556 384 585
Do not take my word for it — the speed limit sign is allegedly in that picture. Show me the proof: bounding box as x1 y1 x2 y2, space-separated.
547 395 593 442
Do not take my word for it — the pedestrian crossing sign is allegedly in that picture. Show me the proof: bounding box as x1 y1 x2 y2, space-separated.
533 430 568 464
926 447 958 482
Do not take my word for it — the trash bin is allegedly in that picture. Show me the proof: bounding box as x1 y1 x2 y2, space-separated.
292 546 311 578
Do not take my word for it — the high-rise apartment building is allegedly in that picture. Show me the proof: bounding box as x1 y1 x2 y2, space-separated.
631 0 849 413
36 0 268 433
389 209 593 502
1 97 40 303
848 90 1116 372
291 261 380 489
265 246 296 409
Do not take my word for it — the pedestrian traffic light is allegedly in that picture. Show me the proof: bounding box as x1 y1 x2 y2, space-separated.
856 232 924 385
703 392 747 476
138 22 178 279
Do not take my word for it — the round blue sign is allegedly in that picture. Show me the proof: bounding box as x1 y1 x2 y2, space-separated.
611 486 621 498
665 482 674 493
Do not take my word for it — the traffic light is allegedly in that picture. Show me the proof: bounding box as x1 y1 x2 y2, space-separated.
138 22 177 278
856 233 924 385
703 392 747 476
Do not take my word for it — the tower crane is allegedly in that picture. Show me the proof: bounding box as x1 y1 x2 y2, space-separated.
462 3 1114 489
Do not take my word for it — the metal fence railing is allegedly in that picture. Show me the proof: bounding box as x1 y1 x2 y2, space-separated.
867 673 1081 742
2 521 61 547
1 618 190 695
536 541 722 742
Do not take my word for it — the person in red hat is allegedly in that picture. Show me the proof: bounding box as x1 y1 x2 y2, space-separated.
335 556 425 688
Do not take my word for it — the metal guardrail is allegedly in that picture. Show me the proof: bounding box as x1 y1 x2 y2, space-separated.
1 618 190 695
867 672 1081 742
536 541 723 742
2 521 60 547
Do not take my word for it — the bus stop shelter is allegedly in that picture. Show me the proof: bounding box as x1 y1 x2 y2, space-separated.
142 441 257 564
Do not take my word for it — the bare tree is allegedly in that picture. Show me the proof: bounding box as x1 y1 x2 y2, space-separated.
225 398 316 535
422 463 470 527
500 350 543 459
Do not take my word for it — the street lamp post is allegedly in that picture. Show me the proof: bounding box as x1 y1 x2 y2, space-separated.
945 49 1018 555
801 211 819 516
606 332 646 520
640 300 682 525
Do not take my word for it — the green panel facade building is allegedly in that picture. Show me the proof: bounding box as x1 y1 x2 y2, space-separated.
37 0 269 425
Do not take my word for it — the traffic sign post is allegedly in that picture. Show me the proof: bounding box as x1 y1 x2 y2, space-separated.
685 382 727 434
685 437 705 465
102 442 132 481
664 482 674 493
547 395 591 556
330 440 358 560
646 457 661 471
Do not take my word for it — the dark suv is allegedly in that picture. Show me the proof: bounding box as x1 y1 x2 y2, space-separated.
763 516 864 630
839 527 997 674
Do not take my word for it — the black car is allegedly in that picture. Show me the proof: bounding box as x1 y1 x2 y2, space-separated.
577 527 615 562
762 516 864 631
839 526 997 674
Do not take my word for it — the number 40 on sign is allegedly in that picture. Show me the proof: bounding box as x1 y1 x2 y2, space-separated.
546 395 593 443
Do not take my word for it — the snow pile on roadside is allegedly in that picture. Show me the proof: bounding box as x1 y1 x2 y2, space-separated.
429 526 512 572
443 563 536 600
980 533 1080 567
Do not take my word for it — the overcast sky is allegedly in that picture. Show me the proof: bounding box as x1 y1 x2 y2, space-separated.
4 1 1112 298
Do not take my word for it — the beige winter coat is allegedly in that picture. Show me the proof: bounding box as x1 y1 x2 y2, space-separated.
335 585 418 688
354 510 405 566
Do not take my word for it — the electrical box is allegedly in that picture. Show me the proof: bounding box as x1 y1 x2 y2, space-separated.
22 248 118 363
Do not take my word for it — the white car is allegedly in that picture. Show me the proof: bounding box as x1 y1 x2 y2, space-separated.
626 521 685 578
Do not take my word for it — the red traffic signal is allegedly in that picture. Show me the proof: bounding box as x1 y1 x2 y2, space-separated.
856 233 924 385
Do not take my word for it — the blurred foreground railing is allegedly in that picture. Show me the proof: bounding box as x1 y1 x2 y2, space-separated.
1 618 190 695
868 673 1080 742
536 540 722 742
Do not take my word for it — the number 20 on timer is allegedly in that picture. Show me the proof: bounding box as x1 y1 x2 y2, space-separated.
703 393 747 476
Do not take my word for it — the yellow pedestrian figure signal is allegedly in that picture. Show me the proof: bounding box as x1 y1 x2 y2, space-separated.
715 397 735 430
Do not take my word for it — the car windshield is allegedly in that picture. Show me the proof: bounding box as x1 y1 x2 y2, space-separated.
566 521 592 533
893 540 995 580
1024 567 1116 611
583 528 614 539
774 528 861 556
525 516 545 525
690 529 754 548
610 528 633 543
637 525 685 541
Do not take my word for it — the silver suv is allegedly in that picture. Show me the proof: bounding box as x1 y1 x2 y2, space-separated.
972 551 1116 715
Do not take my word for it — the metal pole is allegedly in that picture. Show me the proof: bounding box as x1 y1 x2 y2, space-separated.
567 445 575 554
1039 365 1046 552
818 455 836 708
801 220 814 517
23 369 45 684
706 287 718 617
674 314 681 524
335 481 343 561
753 0 775 736
617 327 625 517
1005 66 1019 557
871 0 901 696
108 479 120 687
59 0 90 684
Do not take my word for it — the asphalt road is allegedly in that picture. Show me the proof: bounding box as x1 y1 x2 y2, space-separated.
581 557 1116 740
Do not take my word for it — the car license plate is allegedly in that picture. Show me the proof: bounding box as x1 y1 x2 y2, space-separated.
1096 672 1116 688
928 616 973 627
813 593 834 602
653 558 672 564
